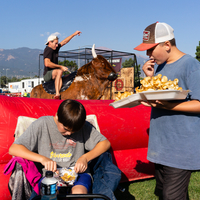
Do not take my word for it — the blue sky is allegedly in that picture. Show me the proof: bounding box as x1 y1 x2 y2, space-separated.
1 0 200 58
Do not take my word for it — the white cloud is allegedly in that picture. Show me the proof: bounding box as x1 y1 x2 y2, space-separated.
51 32 61 37
40 32 51 37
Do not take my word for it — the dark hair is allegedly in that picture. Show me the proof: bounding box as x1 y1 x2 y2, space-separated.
169 38 176 46
57 99 86 132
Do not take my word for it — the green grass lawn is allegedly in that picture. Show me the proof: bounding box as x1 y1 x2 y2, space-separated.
114 171 200 200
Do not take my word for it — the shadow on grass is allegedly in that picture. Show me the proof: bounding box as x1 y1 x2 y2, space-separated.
114 182 135 200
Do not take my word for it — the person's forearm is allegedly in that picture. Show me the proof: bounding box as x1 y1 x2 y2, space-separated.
9 144 45 163
149 99 200 114
167 100 200 113
60 34 76 47
83 139 111 162
45 59 62 69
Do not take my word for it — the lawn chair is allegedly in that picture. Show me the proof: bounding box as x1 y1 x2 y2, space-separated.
8 116 121 200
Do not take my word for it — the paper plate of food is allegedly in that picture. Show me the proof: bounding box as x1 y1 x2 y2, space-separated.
110 74 190 108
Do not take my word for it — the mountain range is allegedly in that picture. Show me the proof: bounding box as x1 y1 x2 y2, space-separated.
0 47 148 78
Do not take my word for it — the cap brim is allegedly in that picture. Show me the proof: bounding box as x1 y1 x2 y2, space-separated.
134 43 158 51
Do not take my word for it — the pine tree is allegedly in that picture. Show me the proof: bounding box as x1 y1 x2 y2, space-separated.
58 60 78 75
195 41 200 62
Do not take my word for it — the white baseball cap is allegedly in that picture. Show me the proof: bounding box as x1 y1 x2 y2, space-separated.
45 35 58 45
134 22 175 51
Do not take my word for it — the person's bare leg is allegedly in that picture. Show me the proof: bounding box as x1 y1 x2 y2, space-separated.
71 185 88 200
52 69 63 97
54 75 62 96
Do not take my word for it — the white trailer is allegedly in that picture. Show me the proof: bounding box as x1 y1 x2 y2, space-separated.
8 78 44 95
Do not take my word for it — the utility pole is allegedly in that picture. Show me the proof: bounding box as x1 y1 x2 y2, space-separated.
3 68 9 88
